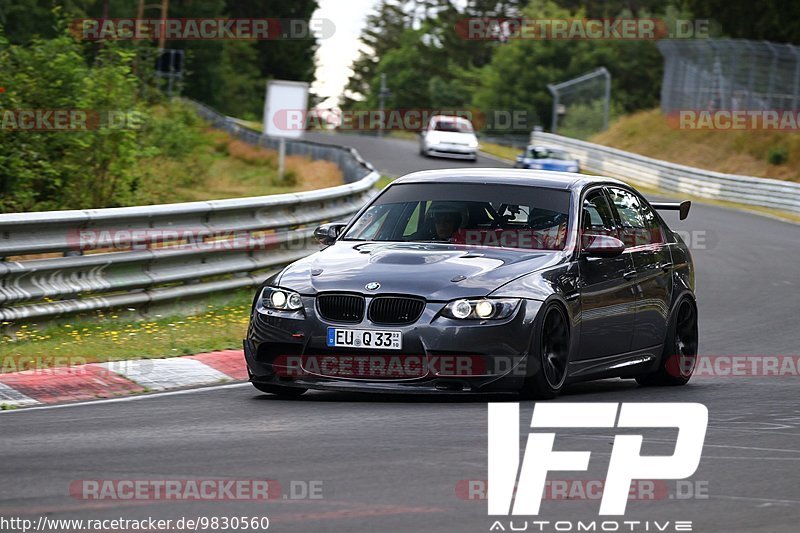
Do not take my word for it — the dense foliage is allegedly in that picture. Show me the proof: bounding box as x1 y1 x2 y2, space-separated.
343 0 796 133
0 0 319 118
0 1 320 212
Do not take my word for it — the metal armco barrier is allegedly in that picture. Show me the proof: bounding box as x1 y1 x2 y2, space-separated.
531 131 800 214
0 102 380 322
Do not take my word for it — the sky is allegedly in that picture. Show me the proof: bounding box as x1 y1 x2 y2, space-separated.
310 0 379 109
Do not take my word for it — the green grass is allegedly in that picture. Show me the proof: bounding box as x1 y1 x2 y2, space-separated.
376 174 395 190
138 128 343 204
388 130 419 141
591 108 800 182
0 289 255 372
478 141 519 162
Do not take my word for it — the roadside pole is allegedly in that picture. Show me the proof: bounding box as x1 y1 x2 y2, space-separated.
278 138 286 182
378 74 391 138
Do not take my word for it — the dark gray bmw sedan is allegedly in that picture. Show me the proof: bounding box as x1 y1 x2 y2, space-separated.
244 169 697 398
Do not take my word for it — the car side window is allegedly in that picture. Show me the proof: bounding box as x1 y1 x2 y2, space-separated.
582 190 617 236
638 199 666 244
607 187 665 245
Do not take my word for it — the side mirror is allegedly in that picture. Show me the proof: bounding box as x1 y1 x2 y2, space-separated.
314 223 346 246
581 234 625 257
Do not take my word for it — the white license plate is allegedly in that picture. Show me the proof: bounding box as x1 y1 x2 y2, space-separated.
326 328 402 350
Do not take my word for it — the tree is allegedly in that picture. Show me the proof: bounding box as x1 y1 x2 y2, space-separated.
342 0 528 110
343 0 411 107
0 29 145 211
472 0 663 131
0 0 320 117
685 0 800 44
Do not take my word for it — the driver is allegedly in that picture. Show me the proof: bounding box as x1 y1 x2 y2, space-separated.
421 202 468 241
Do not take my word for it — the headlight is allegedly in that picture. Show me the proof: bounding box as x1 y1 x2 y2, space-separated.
468 139 479 148
441 298 520 320
261 287 304 311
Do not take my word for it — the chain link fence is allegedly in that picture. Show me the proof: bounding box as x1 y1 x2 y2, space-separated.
658 39 800 113
547 67 612 139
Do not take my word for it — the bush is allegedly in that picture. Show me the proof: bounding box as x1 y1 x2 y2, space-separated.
0 28 209 212
0 31 145 211
141 101 208 160
767 146 788 165
558 100 624 140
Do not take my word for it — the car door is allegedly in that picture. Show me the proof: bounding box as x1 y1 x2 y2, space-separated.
576 188 637 359
606 187 673 351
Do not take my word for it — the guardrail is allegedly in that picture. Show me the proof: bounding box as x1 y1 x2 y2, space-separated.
0 103 380 322
531 130 800 214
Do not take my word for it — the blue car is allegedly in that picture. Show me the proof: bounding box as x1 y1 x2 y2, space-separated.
515 145 580 172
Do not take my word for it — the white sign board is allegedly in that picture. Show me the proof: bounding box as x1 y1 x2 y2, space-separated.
263 80 309 139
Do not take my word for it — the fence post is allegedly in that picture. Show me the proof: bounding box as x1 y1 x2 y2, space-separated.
602 67 611 131
547 83 559 133
765 42 779 110
790 45 800 110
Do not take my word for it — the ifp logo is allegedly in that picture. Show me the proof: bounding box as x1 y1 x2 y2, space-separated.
488 403 708 516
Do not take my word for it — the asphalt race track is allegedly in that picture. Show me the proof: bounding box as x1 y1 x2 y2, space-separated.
304 130 510 175
2 133 798 533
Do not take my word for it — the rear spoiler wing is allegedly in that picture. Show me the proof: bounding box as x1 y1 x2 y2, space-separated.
651 200 691 220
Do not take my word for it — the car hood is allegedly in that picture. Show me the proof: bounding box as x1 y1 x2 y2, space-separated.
277 241 564 300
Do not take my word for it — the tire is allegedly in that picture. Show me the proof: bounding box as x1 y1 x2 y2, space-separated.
251 381 307 397
521 303 571 400
636 297 698 386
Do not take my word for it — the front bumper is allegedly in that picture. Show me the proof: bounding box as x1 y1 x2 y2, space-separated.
244 296 543 394
425 143 478 159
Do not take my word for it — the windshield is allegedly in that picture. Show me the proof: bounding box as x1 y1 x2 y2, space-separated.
528 148 572 160
433 119 474 133
343 182 570 250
